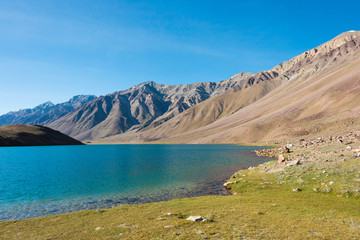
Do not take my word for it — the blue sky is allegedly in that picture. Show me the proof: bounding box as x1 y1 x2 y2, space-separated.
0 0 359 114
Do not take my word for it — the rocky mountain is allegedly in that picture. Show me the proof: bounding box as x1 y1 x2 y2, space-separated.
47 73 266 140
0 95 97 126
0 124 83 146
94 31 360 144
4 31 360 144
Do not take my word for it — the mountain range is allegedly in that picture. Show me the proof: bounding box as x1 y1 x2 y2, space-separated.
1 31 360 144
0 95 96 126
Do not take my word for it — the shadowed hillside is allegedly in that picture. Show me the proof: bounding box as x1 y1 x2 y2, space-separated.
0 124 83 146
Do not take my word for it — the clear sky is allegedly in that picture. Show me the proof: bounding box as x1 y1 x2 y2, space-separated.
0 0 359 114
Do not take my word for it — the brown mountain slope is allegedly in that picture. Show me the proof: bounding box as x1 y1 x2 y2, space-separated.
0 124 84 146
52 26 356 143
141 78 285 136
47 73 269 141
95 31 360 144
178 57 360 143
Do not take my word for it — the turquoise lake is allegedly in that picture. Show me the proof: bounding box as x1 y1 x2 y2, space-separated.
0 144 269 221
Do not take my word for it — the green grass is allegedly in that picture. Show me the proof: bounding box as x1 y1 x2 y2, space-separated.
1 141 360 239
1 188 359 239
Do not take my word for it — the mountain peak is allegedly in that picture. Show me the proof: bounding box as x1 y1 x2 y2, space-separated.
37 101 54 108
321 31 360 49
67 95 97 108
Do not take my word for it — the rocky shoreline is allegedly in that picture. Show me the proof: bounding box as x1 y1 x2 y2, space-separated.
224 130 360 197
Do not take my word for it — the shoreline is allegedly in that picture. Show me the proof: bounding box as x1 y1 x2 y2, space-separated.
1 133 360 239
224 131 360 196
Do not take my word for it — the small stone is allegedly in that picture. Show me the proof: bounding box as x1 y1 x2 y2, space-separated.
164 225 174 228
166 213 173 216
186 216 206 222
324 186 332 193
196 230 205 235
287 160 300 166
329 181 334 185
347 146 352 150
95 227 103 231
282 147 290 153
278 154 286 163
293 188 301 192
313 188 319 192
223 181 234 187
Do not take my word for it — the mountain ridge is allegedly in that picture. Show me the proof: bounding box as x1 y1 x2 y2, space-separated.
46 72 260 140
1 31 359 144
94 31 360 144
0 95 97 127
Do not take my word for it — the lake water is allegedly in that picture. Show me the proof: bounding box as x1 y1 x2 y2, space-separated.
0 144 268 221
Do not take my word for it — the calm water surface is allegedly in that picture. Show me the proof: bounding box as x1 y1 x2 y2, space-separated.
0 144 268 221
